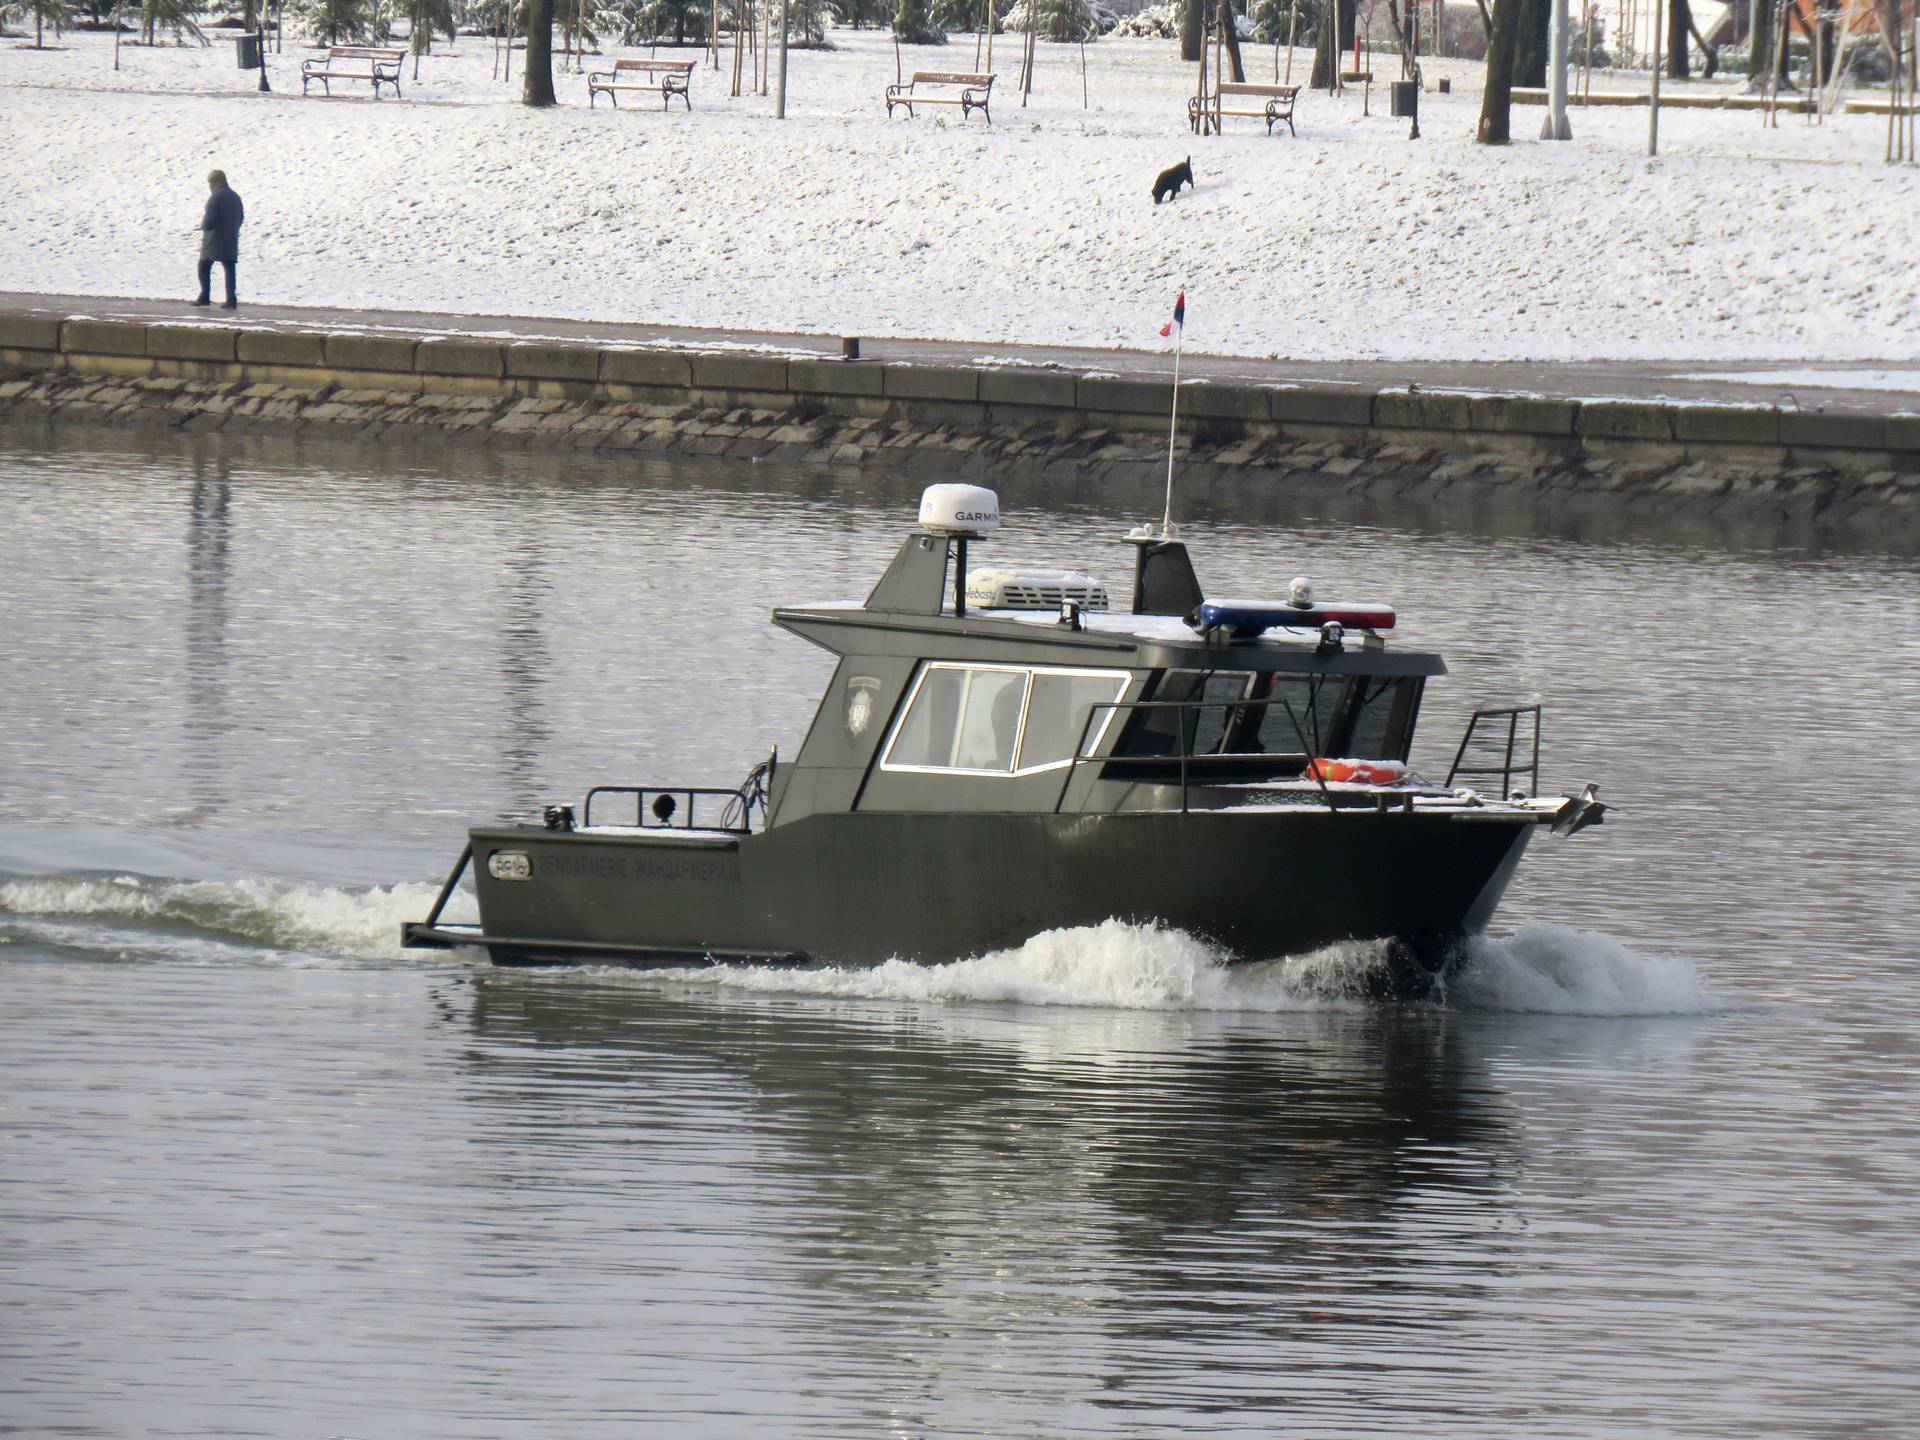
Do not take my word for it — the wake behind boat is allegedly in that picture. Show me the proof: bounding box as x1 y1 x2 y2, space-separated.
403 485 1606 988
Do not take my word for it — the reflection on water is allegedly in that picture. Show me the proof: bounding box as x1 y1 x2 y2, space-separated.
472 971 1516 1253
499 528 555 816
3 421 1919 1437
467 972 1522 1426
184 456 232 823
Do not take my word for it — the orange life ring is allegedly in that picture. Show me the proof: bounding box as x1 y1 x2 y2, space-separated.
1306 757 1408 785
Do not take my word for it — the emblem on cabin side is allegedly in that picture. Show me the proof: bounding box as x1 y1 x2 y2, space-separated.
845 675 882 738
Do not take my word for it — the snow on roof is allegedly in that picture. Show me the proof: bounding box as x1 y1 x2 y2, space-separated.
976 607 1389 651
784 600 1402 650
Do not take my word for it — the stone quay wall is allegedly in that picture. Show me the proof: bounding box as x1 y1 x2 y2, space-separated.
3 314 1916 523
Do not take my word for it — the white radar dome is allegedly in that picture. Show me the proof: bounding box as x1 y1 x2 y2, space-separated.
918 484 1000 536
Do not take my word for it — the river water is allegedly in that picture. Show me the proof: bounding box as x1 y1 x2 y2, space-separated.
3 423 1917 1438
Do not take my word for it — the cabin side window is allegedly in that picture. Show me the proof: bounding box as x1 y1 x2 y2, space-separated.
886 665 1028 772
1017 671 1134 771
880 664 1131 777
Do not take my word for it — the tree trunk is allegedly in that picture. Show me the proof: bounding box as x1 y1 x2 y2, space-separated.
1515 0 1548 84
1181 0 1203 61
1666 0 1689 77
1745 0 1769 83
1310 0 1353 83
1218 0 1245 79
1687 11 1717 75
523 0 556 103
1477 0 1519 139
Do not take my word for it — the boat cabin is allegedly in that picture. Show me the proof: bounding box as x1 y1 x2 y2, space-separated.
763 486 1447 826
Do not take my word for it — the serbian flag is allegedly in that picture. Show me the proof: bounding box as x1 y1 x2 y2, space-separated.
1159 291 1186 339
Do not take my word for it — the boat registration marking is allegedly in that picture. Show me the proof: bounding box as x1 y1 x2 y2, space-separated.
538 849 743 884
488 851 533 881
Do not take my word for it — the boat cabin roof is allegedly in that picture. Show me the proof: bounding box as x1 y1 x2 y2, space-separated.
770 524 1445 678
772 600 1447 677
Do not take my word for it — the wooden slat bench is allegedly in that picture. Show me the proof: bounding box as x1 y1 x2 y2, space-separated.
588 58 696 110
885 71 995 123
1189 81 1299 136
302 45 406 98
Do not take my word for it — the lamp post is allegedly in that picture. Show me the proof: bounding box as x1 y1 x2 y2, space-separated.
1647 0 1662 155
1541 0 1570 137
775 0 790 117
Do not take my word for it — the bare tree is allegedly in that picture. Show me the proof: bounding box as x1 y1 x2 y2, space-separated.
1477 0 1519 139
1309 0 1353 83
1219 0 1246 78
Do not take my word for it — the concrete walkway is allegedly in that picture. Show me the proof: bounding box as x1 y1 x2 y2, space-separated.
5 290 1916 418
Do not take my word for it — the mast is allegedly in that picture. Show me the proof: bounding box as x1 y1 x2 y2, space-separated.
1162 293 1185 536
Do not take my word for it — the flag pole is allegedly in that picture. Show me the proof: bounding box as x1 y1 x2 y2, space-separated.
1162 321 1182 538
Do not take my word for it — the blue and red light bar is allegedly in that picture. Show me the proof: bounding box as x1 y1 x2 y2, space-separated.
1191 599 1397 638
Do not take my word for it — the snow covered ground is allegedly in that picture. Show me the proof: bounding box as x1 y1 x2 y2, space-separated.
2 27 1916 361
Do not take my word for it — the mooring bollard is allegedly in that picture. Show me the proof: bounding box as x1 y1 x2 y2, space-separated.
842 337 861 361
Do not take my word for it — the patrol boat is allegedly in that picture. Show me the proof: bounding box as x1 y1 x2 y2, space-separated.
403 485 1606 985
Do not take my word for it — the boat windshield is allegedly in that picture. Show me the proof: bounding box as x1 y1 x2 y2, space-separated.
1118 670 1422 772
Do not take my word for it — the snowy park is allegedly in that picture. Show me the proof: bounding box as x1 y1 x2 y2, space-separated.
2 17 1917 361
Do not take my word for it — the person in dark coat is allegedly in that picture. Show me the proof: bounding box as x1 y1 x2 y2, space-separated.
193 169 245 309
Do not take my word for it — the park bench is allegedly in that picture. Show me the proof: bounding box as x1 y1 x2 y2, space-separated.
1189 81 1299 136
885 71 995 124
588 57 696 110
302 45 406 98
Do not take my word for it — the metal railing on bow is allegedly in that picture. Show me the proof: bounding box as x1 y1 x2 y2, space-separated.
1444 705 1542 797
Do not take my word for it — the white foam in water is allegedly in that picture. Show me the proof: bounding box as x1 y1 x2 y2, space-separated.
650 919 1719 1017
652 919 1390 1012
0 873 472 962
1445 923 1719 1016
3 871 1717 1015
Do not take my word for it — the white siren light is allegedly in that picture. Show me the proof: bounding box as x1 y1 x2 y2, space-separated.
918 484 1000 536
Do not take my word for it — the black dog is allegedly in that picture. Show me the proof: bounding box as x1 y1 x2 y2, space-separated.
1152 157 1194 205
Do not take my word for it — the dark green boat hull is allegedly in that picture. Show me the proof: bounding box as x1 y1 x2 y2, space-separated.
451 808 1537 975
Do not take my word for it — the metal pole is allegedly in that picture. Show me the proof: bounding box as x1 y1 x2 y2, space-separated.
1648 0 1662 154
775 0 789 117
1162 324 1183 536
1542 0 1571 135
